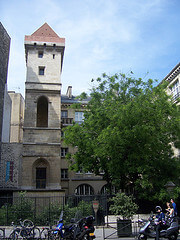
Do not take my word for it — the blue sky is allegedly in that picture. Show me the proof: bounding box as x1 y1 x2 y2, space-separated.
1 0 180 97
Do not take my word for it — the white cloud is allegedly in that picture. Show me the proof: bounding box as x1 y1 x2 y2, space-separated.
1 0 179 96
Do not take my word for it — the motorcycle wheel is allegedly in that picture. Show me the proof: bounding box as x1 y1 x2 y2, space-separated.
168 233 178 240
138 234 147 240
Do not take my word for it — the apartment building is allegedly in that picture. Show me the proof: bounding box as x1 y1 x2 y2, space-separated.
164 62 180 159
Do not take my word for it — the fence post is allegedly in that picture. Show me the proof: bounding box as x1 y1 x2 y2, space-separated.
48 197 50 223
106 194 108 226
6 204 8 225
34 197 36 223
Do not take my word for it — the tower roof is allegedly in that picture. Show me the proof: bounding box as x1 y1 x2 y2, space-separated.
25 23 65 44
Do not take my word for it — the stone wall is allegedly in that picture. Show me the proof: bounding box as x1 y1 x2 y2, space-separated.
8 92 24 143
0 143 22 189
2 85 12 143
0 23 10 144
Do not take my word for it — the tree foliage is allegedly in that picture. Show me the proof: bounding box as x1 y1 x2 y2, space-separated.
109 192 138 219
64 73 180 200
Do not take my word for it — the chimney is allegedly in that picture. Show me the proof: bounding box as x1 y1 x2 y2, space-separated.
66 86 72 99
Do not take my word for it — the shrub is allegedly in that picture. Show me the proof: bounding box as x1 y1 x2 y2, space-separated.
109 192 138 219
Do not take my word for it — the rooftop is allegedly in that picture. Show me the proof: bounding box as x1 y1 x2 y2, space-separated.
25 23 65 45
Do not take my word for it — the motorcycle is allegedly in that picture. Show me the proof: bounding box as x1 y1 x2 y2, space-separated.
41 211 64 239
74 216 96 240
63 219 76 240
138 214 179 240
63 215 96 240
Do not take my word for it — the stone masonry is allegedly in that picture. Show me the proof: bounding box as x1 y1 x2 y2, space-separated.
0 22 10 155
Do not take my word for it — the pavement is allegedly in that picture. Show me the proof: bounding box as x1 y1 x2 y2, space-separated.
1 226 180 239
95 226 135 240
0 226 136 239
95 226 180 240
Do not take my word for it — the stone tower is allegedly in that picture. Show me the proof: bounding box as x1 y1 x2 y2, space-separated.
21 23 65 197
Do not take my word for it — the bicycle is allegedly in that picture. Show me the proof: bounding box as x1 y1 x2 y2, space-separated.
9 219 40 239
0 228 5 239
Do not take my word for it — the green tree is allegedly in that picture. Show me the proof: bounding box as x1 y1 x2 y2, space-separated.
64 73 180 200
109 192 138 219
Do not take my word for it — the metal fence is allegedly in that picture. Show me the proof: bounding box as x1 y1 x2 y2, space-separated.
0 194 109 226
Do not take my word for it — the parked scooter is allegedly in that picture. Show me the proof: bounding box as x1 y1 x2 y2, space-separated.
138 214 179 240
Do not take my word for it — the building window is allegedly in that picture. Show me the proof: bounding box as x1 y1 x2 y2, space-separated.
38 51 43 58
61 110 68 118
61 148 68 157
61 131 65 138
100 184 117 195
75 112 84 123
76 169 92 174
37 96 48 127
5 161 14 182
170 79 179 100
75 184 94 196
39 66 45 75
36 167 46 189
61 169 68 179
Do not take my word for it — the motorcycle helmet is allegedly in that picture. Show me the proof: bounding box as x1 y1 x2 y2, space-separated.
155 206 162 212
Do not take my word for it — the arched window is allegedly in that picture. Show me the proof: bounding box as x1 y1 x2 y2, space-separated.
36 167 46 189
75 184 94 196
100 184 117 195
33 158 49 189
37 96 48 127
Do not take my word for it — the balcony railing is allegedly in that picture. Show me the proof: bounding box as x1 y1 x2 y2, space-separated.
61 118 73 125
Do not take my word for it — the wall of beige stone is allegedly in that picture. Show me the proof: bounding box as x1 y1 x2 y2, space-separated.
13 190 66 211
23 144 61 156
23 129 61 144
26 47 62 84
23 92 61 129
8 92 24 143
2 85 11 143
21 154 62 189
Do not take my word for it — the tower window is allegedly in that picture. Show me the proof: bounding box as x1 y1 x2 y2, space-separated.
38 51 43 58
36 167 46 189
37 96 48 127
39 66 45 75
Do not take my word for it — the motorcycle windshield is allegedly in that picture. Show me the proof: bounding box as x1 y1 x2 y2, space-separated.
59 210 63 222
141 221 150 231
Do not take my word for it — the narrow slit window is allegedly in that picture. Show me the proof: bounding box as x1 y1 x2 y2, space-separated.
36 167 46 189
39 66 45 75
37 96 48 127
38 51 43 58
